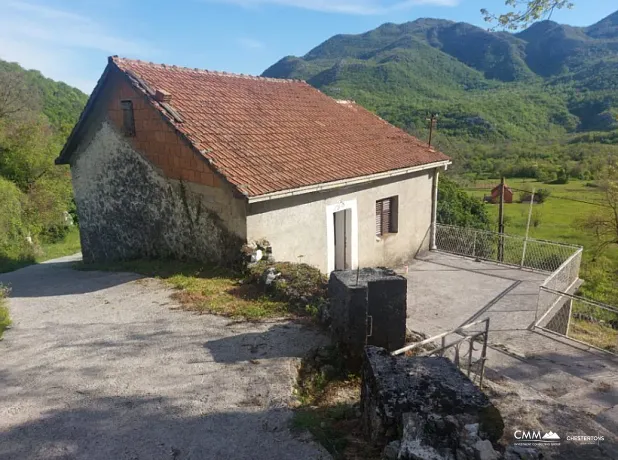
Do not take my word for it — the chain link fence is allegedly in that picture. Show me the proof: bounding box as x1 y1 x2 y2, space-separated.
435 224 582 273
536 287 618 355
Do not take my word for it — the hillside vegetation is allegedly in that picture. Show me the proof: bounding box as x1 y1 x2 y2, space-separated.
0 59 87 271
263 12 618 180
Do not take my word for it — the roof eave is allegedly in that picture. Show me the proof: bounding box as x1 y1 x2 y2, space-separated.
247 159 451 204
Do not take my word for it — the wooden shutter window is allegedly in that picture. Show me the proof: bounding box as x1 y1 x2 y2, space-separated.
121 100 136 137
382 199 391 235
376 197 398 236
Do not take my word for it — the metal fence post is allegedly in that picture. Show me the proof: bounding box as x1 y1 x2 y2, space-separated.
472 231 477 258
479 318 490 388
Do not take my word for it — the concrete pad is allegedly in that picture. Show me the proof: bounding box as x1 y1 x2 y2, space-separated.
406 258 513 335
403 252 618 438
596 405 618 435
557 383 618 416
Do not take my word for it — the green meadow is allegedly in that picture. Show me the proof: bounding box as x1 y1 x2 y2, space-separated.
464 179 618 307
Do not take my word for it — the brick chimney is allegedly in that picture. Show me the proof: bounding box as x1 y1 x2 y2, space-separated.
154 89 172 103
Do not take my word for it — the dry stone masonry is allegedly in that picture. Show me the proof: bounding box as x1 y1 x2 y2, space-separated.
362 346 506 460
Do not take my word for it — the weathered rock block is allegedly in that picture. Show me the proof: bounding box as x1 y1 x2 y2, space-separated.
362 346 504 456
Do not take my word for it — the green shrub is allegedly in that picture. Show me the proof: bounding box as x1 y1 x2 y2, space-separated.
535 188 551 203
0 285 11 339
437 176 490 229
0 177 25 251
0 177 37 272
39 223 71 244
246 261 328 308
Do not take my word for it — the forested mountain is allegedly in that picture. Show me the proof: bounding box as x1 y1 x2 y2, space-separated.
0 59 88 269
263 11 618 179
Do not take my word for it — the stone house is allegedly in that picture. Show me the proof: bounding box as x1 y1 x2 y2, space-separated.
57 57 451 272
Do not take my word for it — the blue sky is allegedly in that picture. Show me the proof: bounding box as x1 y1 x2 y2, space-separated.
0 0 615 93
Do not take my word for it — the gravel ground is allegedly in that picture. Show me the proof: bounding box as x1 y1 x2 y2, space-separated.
0 254 331 460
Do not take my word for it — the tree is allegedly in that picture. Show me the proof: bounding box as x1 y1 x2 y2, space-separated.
0 70 33 121
482 1 574 30
437 177 490 229
585 165 618 256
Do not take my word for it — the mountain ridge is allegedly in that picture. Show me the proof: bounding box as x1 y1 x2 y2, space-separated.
263 10 618 144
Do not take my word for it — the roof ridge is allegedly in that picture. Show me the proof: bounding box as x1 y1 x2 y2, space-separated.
110 56 306 84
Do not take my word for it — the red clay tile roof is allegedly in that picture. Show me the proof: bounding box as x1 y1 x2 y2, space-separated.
111 57 450 197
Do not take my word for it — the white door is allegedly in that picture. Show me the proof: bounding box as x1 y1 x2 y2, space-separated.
333 209 352 270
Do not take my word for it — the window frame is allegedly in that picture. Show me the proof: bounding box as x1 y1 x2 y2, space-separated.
375 196 399 237
120 100 136 137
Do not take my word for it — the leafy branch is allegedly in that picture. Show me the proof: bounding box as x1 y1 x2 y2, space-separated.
482 0 574 30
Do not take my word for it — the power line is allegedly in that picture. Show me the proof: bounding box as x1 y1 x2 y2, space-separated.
507 186 611 208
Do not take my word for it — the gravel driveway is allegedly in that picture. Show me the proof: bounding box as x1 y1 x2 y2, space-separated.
0 254 330 460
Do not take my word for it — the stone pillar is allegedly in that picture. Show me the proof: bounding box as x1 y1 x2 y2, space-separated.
328 269 407 368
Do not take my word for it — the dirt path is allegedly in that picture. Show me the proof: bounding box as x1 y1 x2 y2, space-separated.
0 254 330 460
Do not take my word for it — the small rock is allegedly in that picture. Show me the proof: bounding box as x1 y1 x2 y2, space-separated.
261 267 281 286
464 424 479 440
398 439 445 460
473 440 498 460
315 347 331 360
383 440 400 460
504 445 541 460
250 249 263 263
321 364 338 379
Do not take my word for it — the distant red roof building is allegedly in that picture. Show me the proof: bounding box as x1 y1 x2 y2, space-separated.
490 182 513 204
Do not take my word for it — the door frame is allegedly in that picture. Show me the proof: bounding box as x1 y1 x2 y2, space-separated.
326 199 358 273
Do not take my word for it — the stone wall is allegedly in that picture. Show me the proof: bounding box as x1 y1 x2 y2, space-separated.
72 121 244 265
69 69 247 265
362 346 505 460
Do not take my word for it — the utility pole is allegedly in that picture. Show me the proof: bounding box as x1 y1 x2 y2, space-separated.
498 177 505 262
427 113 438 147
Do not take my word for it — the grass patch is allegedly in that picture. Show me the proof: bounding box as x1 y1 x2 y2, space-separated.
36 227 81 263
0 285 12 340
0 227 81 274
570 319 617 353
77 259 325 321
0 253 35 274
291 346 380 460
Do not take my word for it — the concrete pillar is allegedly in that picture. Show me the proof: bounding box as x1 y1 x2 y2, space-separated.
430 168 440 250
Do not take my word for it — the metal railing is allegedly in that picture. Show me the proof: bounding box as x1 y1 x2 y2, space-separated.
536 287 618 355
393 318 490 388
435 224 582 273
536 248 583 323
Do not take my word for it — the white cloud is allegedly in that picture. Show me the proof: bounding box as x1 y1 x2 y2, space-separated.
237 38 265 50
0 1 156 93
208 0 458 15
